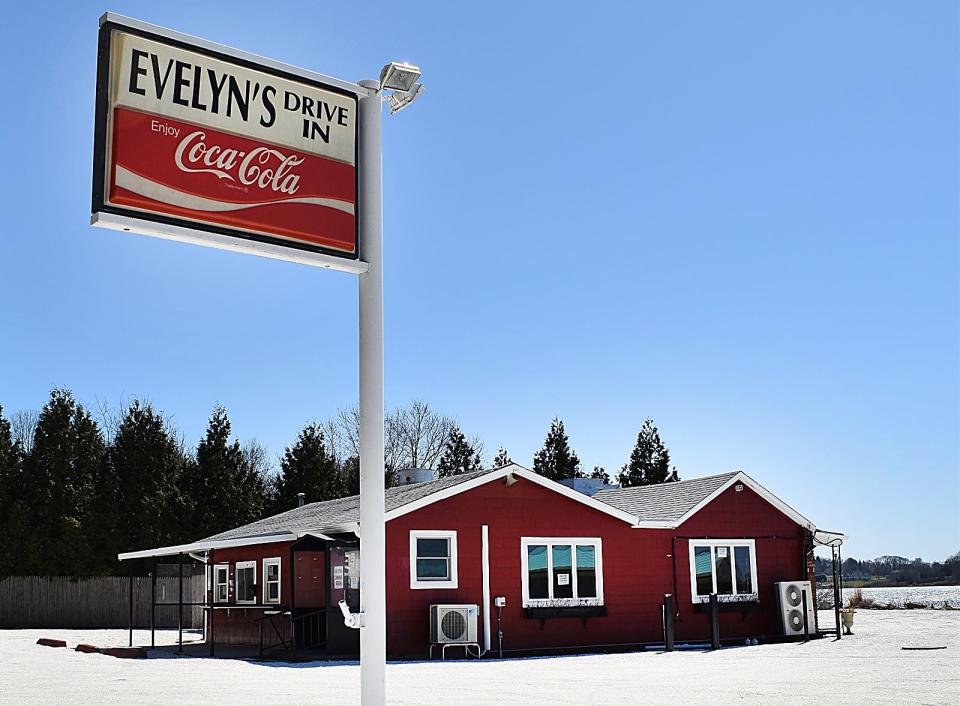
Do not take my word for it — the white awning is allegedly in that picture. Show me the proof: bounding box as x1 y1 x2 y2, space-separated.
813 529 847 547
117 530 344 561
117 532 299 561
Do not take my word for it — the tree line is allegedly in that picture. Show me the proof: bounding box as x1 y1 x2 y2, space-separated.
0 390 678 576
815 553 960 585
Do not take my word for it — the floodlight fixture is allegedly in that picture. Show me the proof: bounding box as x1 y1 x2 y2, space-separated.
379 61 421 92
387 83 425 114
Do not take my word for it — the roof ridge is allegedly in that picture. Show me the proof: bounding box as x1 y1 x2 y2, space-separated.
595 470 740 496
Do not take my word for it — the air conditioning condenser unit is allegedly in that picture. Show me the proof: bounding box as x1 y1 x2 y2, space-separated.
429 604 478 644
774 580 815 636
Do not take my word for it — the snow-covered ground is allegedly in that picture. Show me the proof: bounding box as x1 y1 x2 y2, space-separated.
840 585 960 608
2 611 958 705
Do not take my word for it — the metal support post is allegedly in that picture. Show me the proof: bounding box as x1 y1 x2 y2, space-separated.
128 572 133 647
208 552 215 657
833 547 842 640
178 554 184 653
663 594 674 652
709 593 720 650
150 558 156 648
357 78 386 706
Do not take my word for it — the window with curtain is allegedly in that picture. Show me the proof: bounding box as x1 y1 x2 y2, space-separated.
521 538 603 607
687 539 758 602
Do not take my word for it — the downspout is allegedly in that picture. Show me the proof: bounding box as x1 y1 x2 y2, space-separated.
671 536 680 623
481 525 491 654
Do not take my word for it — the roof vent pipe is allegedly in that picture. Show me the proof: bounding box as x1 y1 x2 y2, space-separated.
297 492 305 508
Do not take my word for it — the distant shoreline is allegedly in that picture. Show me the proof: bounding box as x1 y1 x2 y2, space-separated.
819 579 960 589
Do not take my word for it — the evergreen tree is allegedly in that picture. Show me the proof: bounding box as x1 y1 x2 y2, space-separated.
436 425 482 478
340 455 361 496
492 447 512 467
99 401 188 572
589 466 610 484
20 389 105 575
333 455 393 497
533 418 581 481
274 423 341 510
0 405 23 576
617 418 676 487
184 405 267 538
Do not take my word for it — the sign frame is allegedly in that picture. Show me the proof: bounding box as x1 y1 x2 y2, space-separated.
91 13 367 273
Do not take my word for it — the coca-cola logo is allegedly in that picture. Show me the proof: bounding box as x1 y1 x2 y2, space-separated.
173 130 303 195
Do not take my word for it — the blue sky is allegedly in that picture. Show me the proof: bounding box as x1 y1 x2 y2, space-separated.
0 1 956 560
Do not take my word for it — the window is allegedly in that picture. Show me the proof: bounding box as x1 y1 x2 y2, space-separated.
235 561 256 604
263 557 281 604
520 537 603 607
409 530 458 589
213 564 229 603
687 539 758 603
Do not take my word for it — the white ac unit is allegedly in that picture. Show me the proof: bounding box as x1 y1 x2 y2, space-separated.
775 580 815 636
429 604 479 644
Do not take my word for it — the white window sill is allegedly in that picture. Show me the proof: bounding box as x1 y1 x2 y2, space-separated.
410 579 458 590
522 598 603 609
692 593 759 604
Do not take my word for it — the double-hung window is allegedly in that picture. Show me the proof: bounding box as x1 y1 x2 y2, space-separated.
235 561 256 604
409 530 458 589
688 539 758 603
213 563 229 603
263 558 281 604
521 537 603 607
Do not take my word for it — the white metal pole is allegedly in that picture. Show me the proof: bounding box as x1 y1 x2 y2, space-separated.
357 79 386 706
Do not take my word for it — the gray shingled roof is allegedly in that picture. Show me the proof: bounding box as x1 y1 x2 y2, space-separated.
205 468 494 542
205 468 746 543
593 472 739 523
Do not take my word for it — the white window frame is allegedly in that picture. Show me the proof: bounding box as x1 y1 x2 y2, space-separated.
235 560 257 605
687 538 759 604
262 557 281 605
213 563 229 604
520 537 604 608
409 530 458 589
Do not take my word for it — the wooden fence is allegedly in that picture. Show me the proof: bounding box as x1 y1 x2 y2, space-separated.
0 575 206 629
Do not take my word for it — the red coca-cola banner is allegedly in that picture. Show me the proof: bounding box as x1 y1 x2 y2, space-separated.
93 19 359 261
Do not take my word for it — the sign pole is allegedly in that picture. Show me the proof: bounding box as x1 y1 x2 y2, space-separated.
357 79 386 706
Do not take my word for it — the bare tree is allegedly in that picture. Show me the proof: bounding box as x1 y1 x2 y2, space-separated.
10 409 39 454
95 397 128 444
468 435 486 468
324 400 458 472
241 439 274 481
324 407 361 464
393 400 455 470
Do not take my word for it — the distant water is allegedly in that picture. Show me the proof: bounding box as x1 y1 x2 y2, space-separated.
839 585 960 608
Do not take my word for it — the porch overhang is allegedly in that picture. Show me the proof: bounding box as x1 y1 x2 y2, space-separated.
118 532 299 561
117 530 343 561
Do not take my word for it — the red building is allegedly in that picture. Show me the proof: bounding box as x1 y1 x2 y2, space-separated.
119 464 823 658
